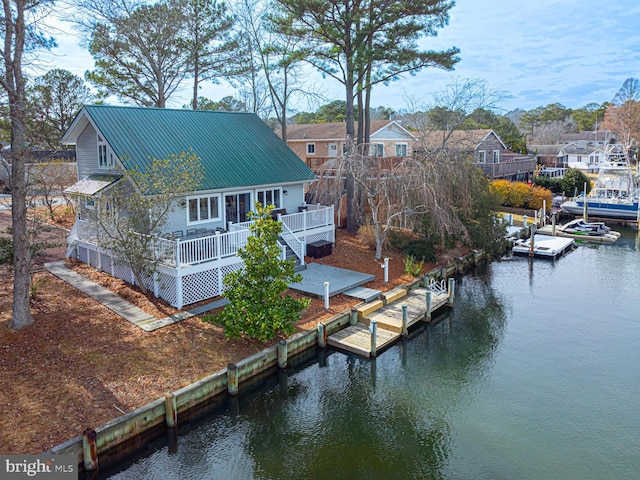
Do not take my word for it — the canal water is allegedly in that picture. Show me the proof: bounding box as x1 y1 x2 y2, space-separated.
104 230 640 480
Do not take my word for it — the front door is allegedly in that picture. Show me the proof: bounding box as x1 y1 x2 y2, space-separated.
328 143 338 157
225 192 252 225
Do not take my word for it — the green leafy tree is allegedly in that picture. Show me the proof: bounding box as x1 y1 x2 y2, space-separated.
27 68 93 148
213 203 310 341
86 151 203 293
272 0 459 233
561 168 592 196
188 95 246 111
85 0 190 107
571 102 607 131
183 0 239 110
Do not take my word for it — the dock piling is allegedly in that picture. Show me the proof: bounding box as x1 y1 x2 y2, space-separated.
426 291 432 321
317 322 327 348
402 305 408 336
370 320 377 357
447 278 455 306
350 308 358 326
164 392 177 428
277 340 288 370
383 257 389 283
82 428 98 471
227 363 239 396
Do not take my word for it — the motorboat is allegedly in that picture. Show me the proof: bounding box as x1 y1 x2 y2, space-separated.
561 144 640 220
559 218 611 235
537 217 621 243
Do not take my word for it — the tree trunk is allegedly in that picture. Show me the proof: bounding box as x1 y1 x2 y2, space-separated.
6 0 35 329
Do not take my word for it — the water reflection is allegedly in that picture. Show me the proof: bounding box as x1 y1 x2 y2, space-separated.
104 270 506 480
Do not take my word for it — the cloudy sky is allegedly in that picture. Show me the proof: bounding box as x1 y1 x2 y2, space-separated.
42 0 640 113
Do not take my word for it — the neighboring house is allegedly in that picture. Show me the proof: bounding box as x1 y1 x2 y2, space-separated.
282 120 417 171
557 144 606 172
419 129 537 181
62 105 335 309
528 145 564 167
560 130 616 148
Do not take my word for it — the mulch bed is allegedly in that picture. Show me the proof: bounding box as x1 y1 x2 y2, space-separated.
0 209 466 454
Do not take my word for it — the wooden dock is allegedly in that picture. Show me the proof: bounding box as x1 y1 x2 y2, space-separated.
327 283 453 358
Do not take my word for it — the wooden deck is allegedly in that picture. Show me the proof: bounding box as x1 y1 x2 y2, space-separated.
327 286 452 358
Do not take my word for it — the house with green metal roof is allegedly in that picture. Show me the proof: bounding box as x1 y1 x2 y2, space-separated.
62 105 335 308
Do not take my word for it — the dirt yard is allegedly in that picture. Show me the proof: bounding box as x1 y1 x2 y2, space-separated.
0 210 453 454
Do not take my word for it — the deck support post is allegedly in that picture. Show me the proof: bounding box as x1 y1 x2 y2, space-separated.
402 305 408 336
165 392 177 428
552 214 557 236
317 322 327 348
350 308 358 326
277 340 288 370
227 363 239 396
370 320 377 357
447 278 455 306
82 428 98 471
426 291 432 322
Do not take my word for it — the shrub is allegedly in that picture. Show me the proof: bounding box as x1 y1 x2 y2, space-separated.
527 185 553 211
356 224 376 250
490 179 511 205
403 239 435 263
507 182 531 208
404 255 424 277
208 203 310 341
562 168 592 196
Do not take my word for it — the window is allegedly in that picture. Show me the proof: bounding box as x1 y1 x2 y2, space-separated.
187 194 221 224
493 150 500 163
306 143 316 155
98 135 115 169
257 188 281 208
478 150 487 163
395 143 408 157
369 143 384 157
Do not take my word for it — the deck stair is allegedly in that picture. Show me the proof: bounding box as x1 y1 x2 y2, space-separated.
327 280 453 358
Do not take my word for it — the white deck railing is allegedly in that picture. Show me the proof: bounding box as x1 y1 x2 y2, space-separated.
74 205 334 268
278 215 305 266
281 205 334 233
176 228 251 266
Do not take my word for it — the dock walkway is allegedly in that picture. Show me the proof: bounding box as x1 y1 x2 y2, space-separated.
327 282 452 358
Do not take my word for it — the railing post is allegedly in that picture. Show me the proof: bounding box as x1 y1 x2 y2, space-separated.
215 231 220 259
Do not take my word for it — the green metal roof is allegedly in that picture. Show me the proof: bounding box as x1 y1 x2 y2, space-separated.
81 105 316 191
